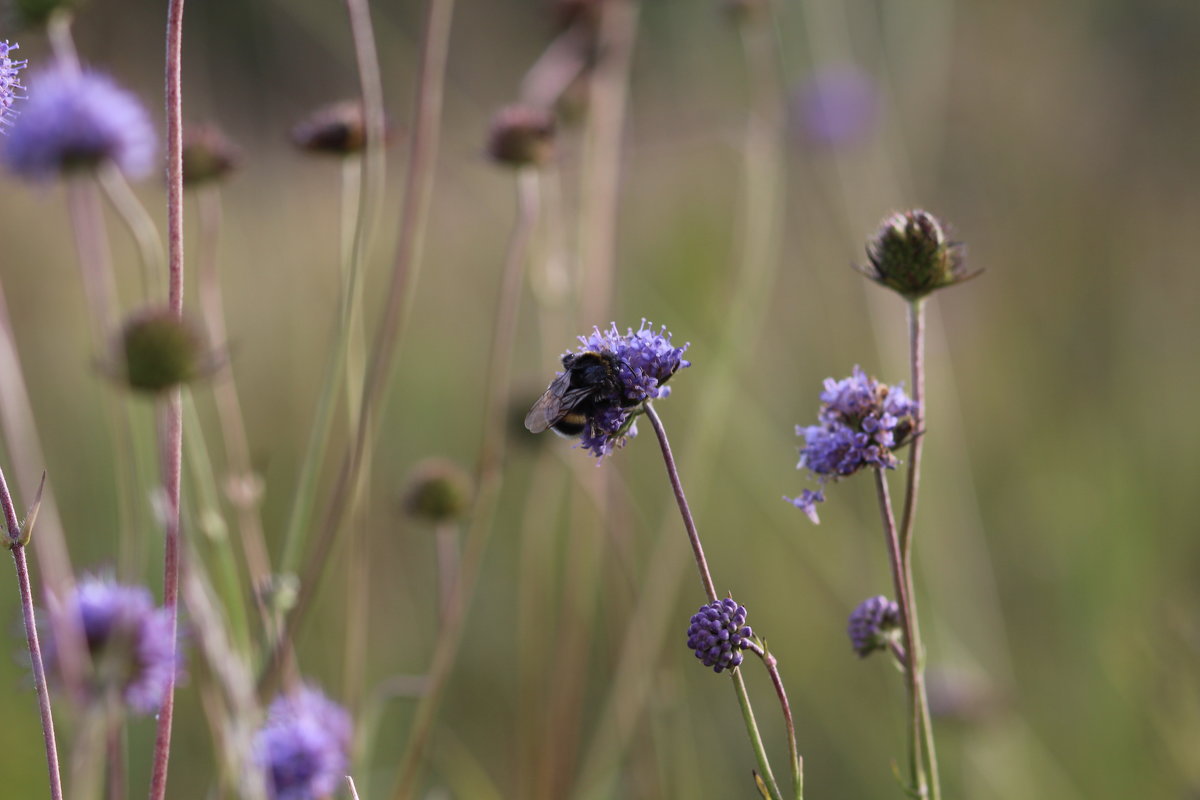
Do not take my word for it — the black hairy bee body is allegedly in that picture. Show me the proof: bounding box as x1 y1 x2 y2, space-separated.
524 350 634 437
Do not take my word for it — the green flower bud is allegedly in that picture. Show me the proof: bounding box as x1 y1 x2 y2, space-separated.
114 308 210 393
859 209 978 300
401 458 473 523
290 100 395 157
182 123 240 187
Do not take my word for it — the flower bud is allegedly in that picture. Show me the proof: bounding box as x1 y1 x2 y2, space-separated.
401 458 473 523
859 210 977 300
113 308 210 394
485 104 556 168
686 597 754 673
182 123 240 186
290 100 394 156
847 595 901 658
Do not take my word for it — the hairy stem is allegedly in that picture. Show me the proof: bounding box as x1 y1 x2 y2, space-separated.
2 466 64 800
149 0 187 797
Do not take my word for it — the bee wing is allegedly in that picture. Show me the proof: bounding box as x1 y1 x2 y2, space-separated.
525 372 593 433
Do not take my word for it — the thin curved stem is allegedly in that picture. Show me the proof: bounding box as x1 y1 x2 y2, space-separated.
642 403 717 602
873 468 928 798
2 466 64 800
95 163 165 302
149 0 187 797
732 669 783 800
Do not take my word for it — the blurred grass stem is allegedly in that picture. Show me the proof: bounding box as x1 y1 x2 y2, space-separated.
389 157 540 800
262 0 454 697
95 163 166 301
2 465 64 800
148 0 187 796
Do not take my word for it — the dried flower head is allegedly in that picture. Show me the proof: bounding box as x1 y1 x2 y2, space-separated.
0 41 27 129
254 686 352 800
791 66 877 147
45 576 176 712
485 104 556 168
182 122 240 186
525 320 690 460
687 597 754 673
401 458 473 523
847 595 902 658
111 307 213 394
786 366 917 523
2 65 155 179
290 100 393 156
858 209 977 299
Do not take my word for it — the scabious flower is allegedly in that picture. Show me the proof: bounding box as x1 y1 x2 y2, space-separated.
110 307 213 394
401 457 473 523
857 209 978 300
2 65 156 180
254 685 353 800
45 576 176 713
847 595 901 658
290 100 395 156
0 41 27 129
528 320 689 460
786 366 917 523
791 65 877 148
687 597 754 673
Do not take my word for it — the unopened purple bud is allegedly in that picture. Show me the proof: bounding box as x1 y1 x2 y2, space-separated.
686 597 754 673
847 595 901 658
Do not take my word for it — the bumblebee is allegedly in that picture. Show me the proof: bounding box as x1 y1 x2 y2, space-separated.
524 350 633 436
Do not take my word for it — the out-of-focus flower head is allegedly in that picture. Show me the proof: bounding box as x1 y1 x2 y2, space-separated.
485 103 556 168
847 595 901 658
401 457 473 523
254 685 352 800
0 40 27 128
858 209 978 300
182 122 240 186
527 320 689 460
45 576 176 713
9 0 85 30
786 366 917 523
107 307 216 394
289 99 394 157
2 64 155 180
791 65 877 148
686 597 754 673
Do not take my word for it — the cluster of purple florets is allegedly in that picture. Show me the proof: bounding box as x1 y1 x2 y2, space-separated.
2 65 156 179
0 41 27 129
687 597 754 673
572 320 689 459
847 595 901 658
47 576 176 713
254 686 353 800
786 366 918 523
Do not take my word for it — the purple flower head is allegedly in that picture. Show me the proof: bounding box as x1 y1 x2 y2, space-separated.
847 595 901 658
791 66 877 148
255 686 353 800
3 65 156 180
0 41 28 130
45 576 176 713
686 597 754 674
785 366 917 523
526 320 689 460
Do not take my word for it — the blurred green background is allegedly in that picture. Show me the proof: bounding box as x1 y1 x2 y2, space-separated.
1 0 1198 797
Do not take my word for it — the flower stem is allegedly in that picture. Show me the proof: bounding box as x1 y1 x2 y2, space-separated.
899 297 941 800
2 465 64 800
642 403 717 603
873 468 928 798
644 403 786 800
149 0 187 797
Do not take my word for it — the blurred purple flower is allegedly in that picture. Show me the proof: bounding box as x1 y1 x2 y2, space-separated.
785 366 917 523
0 40 27 129
791 66 877 147
45 576 176 713
3 65 155 179
255 685 352 800
848 595 901 658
